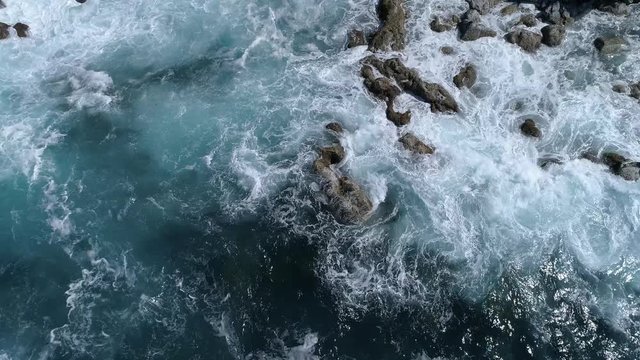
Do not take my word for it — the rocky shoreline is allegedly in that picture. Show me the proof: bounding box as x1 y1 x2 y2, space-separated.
313 0 640 223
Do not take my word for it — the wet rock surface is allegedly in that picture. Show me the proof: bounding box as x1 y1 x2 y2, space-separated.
466 0 503 14
602 152 640 181
440 46 455 55
385 101 412 127
593 36 627 54
0 22 9 40
361 65 402 102
325 122 344 134
541 24 566 47
13 22 29 37
459 9 497 41
500 3 519 15
369 0 406 51
519 14 538 27
399 133 435 155
520 119 541 138
453 64 477 89
347 29 367 48
506 28 542 53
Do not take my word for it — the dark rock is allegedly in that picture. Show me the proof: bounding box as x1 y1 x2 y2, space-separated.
506 29 542 53
541 24 565 47
538 157 564 169
593 36 627 54
369 0 406 51
539 2 573 25
520 119 541 138
453 64 477 89
385 100 411 127
325 122 344 134
76 0 87 3
430 16 457 33
602 152 640 181
13 22 29 38
629 83 640 99
364 56 459 113
466 0 503 14
459 10 497 41
347 29 367 48
361 65 402 102
327 176 374 223
399 133 435 155
612 83 628 94
440 46 455 55
500 3 519 15
0 22 9 40
519 14 538 27
0 0 5 9
598 2 629 15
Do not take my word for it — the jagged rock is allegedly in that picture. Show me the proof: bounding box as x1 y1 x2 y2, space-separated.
539 2 573 25
399 133 435 155
347 29 367 48
13 23 29 37
327 176 374 223
313 144 346 174
520 119 541 138
369 0 406 51
602 152 640 181
385 101 411 127
629 83 640 99
453 64 477 89
519 14 538 27
466 0 503 14
430 16 459 32
326 122 344 134
459 10 497 41
541 24 565 47
500 3 519 15
506 29 542 53
364 56 459 113
361 65 402 102
0 22 9 40
612 83 628 94
440 46 455 55
593 36 627 54
598 2 629 15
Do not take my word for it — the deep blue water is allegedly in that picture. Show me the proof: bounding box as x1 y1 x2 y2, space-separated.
1 0 640 359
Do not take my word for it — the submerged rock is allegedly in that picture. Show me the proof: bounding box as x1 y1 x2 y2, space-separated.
520 119 541 138
538 157 564 169
385 101 412 127
13 22 29 38
466 0 502 14
593 36 627 54
399 133 435 155
453 64 477 89
369 0 406 51
0 0 5 9
347 29 367 48
506 29 542 53
612 83 628 94
325 122 344 134
440 46 455 55
602 152 640 181
364 57 459 113
629 83 640 99
541 24 565 47
459 10 497 41
0 22 9 40
598 2 629 15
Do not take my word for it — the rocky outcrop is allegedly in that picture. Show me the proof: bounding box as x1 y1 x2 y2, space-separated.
13 23 28 38
347 30 367 48
314 143 373 223
459 9 497 41
325 122 344 134
453 64 477 89
361 65 402 102
541 25 565 47
500 3 519 15
369 0 406 52
593 36 627 54
441 46 455 55
399 133 435 155
430 16 459 33
0 22 9 40
520 119 541 138
466 0 503 14
506 29 542 53
630 83 640 99
539 2 573 25
385 101 411 127
602 152 640 181
519 14 538 27
363 57 459 113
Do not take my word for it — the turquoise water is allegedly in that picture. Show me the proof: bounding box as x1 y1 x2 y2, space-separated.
1 0 640 359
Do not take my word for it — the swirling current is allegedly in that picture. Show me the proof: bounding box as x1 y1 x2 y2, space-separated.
1 0 640 359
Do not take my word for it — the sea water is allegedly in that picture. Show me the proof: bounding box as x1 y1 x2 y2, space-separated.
1 0 639 359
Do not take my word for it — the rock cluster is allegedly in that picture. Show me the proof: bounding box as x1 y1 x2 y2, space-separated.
369 0 406 51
